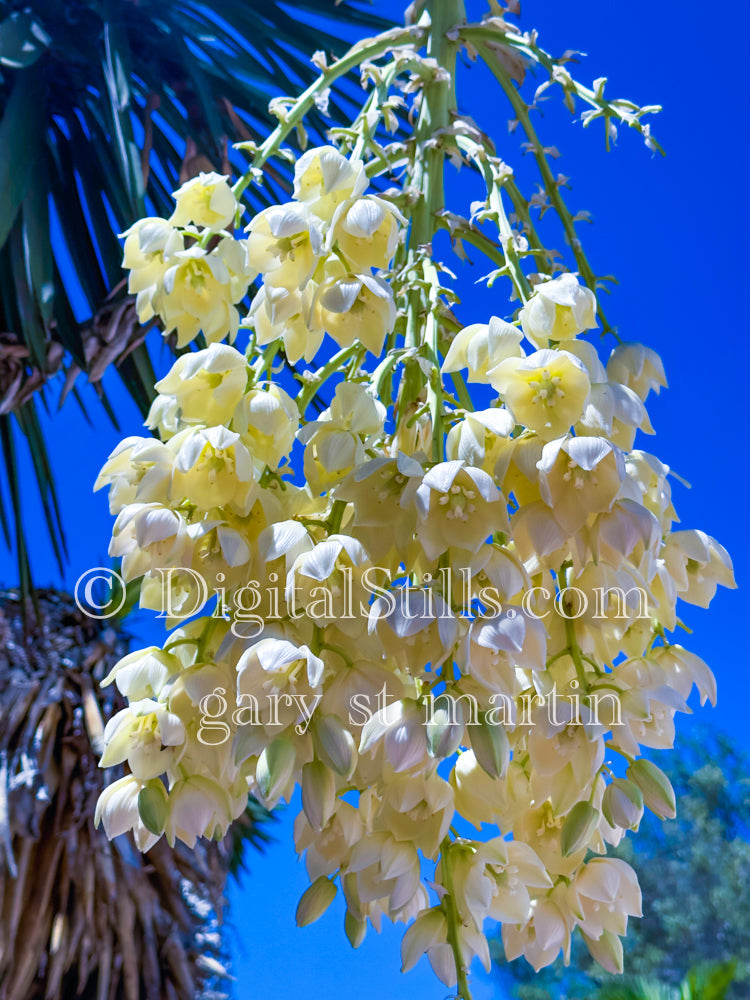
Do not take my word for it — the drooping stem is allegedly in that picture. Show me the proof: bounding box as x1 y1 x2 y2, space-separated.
440 839 473 1000
474 41 618 337
233 26 424 203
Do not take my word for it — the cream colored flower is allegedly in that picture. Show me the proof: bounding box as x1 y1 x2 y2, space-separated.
249 281 324 364
232 382 299 470
170 425 256 513
109 502 192 581
121 218 183 322
159 245 241 347
330 194 402 272
489 349 591 440
147 343 249 436
415 461 510 559
520 273 597 348
606 342 667 401
313 265 396 356
298 382 386 492
169 171 237 232
442 317 524 383
245 202 323 289
293 145 366 222
99 697 186 780
662 529 736 607
95 436 173 513
537 435 626 533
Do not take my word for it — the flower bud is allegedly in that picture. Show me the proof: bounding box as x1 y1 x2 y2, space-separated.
627 759 676 819
345 910 367 949
602 778 644 830
426 694 464 759
256 736 296 805
137 779 169 836
470 713 510 779
313 714 357 777
296 876 337 927
561 801 599 857
301 760 336 831
581 929 624 975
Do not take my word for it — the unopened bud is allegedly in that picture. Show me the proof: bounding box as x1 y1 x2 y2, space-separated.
426 695 464 758
301 760 336 831
344 909 367 949
581 929 624 975
296 876 337 927
561 800 599 857
470 713 510 779
313 714 357 777
256 736 296 804
602 778 644 830
138 779 168 836
627 758 676 820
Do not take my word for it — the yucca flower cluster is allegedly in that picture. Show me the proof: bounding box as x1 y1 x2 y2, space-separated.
92 7 735 996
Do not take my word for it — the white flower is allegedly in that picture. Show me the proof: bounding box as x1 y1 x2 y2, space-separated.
415 461 510 559
442 316 524 382
245 202 323 289
158 244 244 348
232 382 299 470
536 435 626 533
101 646 177 700
121 218 183 323
519 273 597 348
330 194 402 272
293 145 367 221
170 425 256 512
313 266 396 356
169 171 237 232
662 529 736 607
165 775 240 848
109 502 192 581
298 382 386 491
148 342 249 436
95 436 173 513
95 775 161 851
489 349 591 440
359 700 428 773
99 698 186 780
249 280 324 364
606 342 667 401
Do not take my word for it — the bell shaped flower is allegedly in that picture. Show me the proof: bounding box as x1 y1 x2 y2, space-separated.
293 145 366 222
169 171 237 232
442 316 524 383
148 342 249 436
519 272 597 348
489 349 591 440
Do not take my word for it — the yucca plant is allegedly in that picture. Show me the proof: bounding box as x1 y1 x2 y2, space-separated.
0 0 390 590
0 588 272 1000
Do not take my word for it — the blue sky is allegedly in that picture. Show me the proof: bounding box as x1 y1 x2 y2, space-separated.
1 0 747 996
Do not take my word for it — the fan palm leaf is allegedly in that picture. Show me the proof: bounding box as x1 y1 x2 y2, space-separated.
0 0 392 591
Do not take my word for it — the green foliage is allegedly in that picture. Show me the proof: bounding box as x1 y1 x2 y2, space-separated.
497 724 750 999
0 0 392 592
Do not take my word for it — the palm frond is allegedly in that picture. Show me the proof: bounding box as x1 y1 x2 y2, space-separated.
0 0 394 592
0 588 269 999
